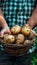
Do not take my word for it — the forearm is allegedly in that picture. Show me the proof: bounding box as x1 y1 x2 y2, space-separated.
28 7 37 29
0 8 8 28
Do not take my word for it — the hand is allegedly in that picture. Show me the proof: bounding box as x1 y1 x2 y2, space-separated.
0 26 11 38
31 30 37 37
28 30 37 45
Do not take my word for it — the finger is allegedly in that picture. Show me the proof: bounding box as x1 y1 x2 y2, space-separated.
0 29 4 38
7 29 11 34
4 29 11 34
31 30 37 37
31 38 35 44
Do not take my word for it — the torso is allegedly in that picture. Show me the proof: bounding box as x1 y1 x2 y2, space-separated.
1 0 36 28
0 0 36 53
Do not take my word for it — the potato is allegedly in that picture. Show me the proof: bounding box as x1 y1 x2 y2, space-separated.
21 24 31 36
16 34 25 45
11 25 21 35
4 34 15 44
24 38 35 46
24 40 30 45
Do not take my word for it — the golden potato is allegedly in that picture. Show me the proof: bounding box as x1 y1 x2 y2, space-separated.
11 25 21 35
4 34 15 44
16 34 25 45
24 40 30 45
21 24 31 36
24 38 35 45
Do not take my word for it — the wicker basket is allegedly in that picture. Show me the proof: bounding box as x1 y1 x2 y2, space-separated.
0 38 34 56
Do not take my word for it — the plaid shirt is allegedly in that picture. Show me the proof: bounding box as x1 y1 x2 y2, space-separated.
0 0 36 53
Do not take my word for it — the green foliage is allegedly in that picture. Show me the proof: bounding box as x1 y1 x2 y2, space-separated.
31 53 37 65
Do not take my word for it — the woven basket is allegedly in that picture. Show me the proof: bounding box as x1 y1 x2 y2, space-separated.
0 38 34 56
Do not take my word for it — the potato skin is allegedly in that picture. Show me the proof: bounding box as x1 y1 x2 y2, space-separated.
11 25 21 35
21 24 31 36
24 38 35 46
24 40 30 45
16 34 25 45
4 34 15 44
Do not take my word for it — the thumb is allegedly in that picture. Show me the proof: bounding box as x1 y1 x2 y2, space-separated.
4 29 11 34
4 27 11 34
31 30 37 37
0 29 5 38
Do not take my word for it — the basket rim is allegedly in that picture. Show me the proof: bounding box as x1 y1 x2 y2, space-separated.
0 38 32 49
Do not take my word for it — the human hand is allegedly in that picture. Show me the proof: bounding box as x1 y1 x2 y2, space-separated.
0 26 11 38
28 30 37 45
31 30 37 37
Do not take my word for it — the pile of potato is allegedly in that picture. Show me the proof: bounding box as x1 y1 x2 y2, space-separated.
3 24 35 45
